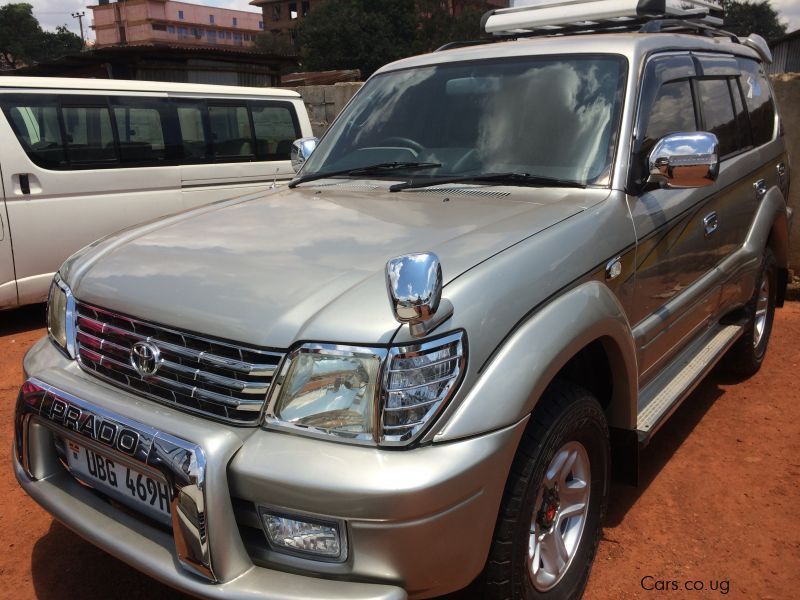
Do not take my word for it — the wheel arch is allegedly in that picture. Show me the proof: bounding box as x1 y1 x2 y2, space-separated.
433 281 639 442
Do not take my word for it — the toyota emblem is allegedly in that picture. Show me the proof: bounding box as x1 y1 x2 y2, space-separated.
131 341 161 377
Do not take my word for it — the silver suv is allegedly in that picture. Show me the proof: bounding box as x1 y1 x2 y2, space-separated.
14 4 793 600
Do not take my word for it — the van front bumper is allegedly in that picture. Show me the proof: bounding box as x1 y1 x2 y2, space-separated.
14 338 527 599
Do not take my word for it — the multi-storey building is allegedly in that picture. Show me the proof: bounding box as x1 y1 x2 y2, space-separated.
90 0 266 48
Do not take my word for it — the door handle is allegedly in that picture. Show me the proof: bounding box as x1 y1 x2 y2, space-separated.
753 178 767 201
703 211 719 237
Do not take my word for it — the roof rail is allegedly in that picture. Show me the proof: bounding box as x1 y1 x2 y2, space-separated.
482 0 724 36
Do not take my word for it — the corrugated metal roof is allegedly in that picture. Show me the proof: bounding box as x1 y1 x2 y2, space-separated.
768 28 800 74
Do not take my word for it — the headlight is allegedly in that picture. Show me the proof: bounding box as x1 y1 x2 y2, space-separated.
47 274 76 358
268 344 386 443
265 331 465 446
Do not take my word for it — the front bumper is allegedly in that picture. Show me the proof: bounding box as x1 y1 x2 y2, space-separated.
14 338 527 599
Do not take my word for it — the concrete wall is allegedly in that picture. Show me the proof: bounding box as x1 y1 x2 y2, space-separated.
288 83 363 137
772 74 800 271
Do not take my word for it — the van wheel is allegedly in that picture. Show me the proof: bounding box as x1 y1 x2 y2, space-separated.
724 248 777 377
484 382 609 600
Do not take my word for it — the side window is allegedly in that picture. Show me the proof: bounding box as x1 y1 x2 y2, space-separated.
738 58 775 146
730 78 753 150
112 104 167 163
251 103 300 160
2 100 66 168
696 79 738 157
177 104 209 161
208 105 253 159
642 79 696 155
62 105 117 165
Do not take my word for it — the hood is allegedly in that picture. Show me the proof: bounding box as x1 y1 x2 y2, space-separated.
68 182 609 348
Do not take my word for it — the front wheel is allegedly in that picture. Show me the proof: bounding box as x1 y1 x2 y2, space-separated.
484 382 609 600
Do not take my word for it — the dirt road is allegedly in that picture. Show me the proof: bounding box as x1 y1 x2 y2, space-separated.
1 303 799 599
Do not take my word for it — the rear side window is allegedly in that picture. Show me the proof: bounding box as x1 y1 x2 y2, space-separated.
209 105 253 159
251 103 299 160
4 103 66 168
62 105 117 165
113 105 166 163
642 80 696 154
696 79 738 157
737 58 775 146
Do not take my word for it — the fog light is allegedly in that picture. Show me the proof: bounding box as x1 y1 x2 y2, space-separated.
258 508 346 561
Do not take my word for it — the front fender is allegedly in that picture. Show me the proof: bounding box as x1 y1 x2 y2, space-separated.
433 281 638 442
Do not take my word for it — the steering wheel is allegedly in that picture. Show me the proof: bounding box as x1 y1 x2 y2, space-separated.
378 136 425 155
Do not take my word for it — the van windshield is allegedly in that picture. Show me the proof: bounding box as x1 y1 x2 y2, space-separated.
300 54 627 187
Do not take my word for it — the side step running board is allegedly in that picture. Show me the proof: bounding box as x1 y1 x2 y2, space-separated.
636 324 743 444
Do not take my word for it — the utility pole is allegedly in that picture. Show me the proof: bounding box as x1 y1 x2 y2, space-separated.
71 11 86 45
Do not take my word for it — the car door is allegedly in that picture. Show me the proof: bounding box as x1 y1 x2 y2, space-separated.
0 93 182 306
626 54 728 381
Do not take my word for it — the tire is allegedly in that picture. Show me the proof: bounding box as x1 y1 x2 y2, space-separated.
484 381 610 600
724 248 777 377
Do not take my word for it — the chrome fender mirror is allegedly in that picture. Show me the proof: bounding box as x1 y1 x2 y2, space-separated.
290 137 319 173
647 132 719 189
386 252 453 338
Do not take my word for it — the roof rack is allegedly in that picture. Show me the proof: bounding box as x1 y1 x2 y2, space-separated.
481 0 724 36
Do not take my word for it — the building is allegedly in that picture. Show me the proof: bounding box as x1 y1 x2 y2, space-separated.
767 29 800 74
90 0 266 48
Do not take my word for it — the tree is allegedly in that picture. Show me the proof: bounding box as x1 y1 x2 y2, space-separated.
292 0 494 77
253 31 298 57
723 1 787 41
0 3 83 69
0 3 42 67
295 0 417 78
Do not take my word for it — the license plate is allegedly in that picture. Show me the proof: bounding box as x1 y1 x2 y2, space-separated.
66 440 171 524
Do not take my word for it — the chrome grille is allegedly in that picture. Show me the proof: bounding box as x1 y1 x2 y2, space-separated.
74 302 284 425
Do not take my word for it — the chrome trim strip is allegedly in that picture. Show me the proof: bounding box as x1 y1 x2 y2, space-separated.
77 346 263 411
15 379 217 582
77 315 278 376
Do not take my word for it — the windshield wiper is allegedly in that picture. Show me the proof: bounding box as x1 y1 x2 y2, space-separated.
389 172 586 192
288 161 442 188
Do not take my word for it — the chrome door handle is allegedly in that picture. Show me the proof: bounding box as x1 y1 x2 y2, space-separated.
703 211 719 237
753 178 767 201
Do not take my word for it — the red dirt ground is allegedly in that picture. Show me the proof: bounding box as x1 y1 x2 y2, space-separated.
1 302 799 600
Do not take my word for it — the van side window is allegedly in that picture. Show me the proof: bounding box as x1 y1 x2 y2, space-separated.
208 105 253 159
642 79 696 155
177 105 209 161
63 106 117 165
4 102 66 168
737 58 775 146
730 78 753 150
251 103 300 160
696 78 738 157
113 105 167 163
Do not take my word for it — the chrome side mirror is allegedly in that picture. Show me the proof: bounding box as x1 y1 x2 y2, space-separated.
386 252 453 338
290 136 319 172
647 132 719 189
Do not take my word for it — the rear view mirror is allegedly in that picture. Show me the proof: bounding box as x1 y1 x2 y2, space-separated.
290 137 319 172
647 132 719 189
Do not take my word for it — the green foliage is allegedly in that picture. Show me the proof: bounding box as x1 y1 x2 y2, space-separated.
295 0 417 78
0 3 82 68
253 31 298 57
723 0 787 41
290 0 493 78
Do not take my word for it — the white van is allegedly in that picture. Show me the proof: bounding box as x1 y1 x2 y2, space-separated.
0 77 312 309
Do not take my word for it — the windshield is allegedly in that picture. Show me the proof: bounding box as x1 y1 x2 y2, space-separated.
300 54 627 187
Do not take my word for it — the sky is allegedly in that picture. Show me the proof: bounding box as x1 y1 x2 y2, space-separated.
23 0 800 40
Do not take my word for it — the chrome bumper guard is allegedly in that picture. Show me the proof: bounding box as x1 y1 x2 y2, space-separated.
15 378 217 582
